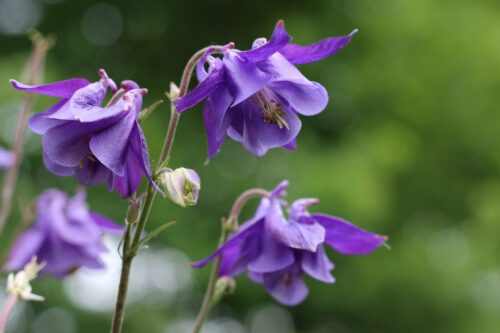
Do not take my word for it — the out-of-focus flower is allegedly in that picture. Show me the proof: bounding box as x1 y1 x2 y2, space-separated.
6 189 123 278
192 181 387 305
10 71 158 198
159 167 201 207
6 256 45 301
175 20 356 160
0 147 14 169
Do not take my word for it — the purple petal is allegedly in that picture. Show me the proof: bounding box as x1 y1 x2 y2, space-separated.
269 80 328 116
196 47 218 82
265 200 325 252
174 62 226 113
75 157 111 186
263 267 309 306
54 192 102 245
5 229 45 271
312 214 387 255
28 99 68 134
10 78 90 98
42 153 75 176
0 147 14 169
219 240 242 276
247 232 294 273
203 87 234 160
238 20 291 62
282 138 296 151
289 198 319 221
235 100 301 156
279 29 357 64
229 234 261 276
90 111 136 176
90 212 124 236
113 146 143 198
223 51 271 106
192 219 264 269
300 245 335 283
42 122 90 167
270 180 289 198
248 271 264 284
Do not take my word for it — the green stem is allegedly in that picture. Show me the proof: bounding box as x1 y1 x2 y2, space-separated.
110 44 226 333
192 188 270 333
192 224 231 333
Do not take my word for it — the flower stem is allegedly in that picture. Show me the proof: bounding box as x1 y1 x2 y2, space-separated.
192 188 269 333
0 294 18 333
110 44 224 333
0 33 53 235
192 225 230 333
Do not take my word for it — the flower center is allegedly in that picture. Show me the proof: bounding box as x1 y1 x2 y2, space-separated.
79 152 97 169
251 88 289 130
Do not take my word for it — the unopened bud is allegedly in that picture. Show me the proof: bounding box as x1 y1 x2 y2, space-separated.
212 276 236 304
166 82 180 101
159 167 200 207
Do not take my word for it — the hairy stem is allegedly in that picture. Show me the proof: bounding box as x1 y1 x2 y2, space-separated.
192 188 269 333
111 45 224 333
0 33 53 235
0 294 18 333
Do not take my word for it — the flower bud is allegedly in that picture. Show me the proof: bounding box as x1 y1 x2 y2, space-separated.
7 256 45 301
159 167 200 207
212 276 236 304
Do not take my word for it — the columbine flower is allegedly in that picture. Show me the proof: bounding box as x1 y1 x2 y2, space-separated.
10 71 157 198
175 20 356 160
192 181 387 305
6 256 45 301
6 189 123 278
159 167 201 207
0 147 14 169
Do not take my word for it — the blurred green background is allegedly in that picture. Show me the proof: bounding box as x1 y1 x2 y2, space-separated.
1 0 499 332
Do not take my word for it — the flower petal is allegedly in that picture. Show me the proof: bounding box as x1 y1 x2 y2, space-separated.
203 87 234 160
75 157 111 186
42 153 75 176
191 218 264 269
174 62 226 113
269 80 328 116
90 111 136 176
247 232 294 273
266 200 325 252
312 214 387 255
10 78 90 98
90 212 124 236
223 51 271 106
279 29 357 64
28 99 68 134
300 245 335 283
0 147 14 169
263 267 309 306
5 229 45 271
42 122 90 167
238 20 291 62
113 146 143 198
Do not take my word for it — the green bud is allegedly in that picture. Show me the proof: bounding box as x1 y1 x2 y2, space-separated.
159 167 201 207
212 276 236 304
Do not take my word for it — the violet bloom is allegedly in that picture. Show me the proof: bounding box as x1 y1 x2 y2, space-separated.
6 189 123 278
192 181 387 306
175 20 356 160
0 147 14 169
10 71 157 198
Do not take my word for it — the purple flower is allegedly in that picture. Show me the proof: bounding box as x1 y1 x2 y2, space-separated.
10 70 157 198
175 20 356 160
192 181 387 306
0 147 14 169
6 188 123 278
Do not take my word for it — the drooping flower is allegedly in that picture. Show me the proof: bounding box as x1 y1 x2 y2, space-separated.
175 20 356 160
159 167 201 207
10 71 157 198
6 189 123 278
192 181 387 305
0 147 14 169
